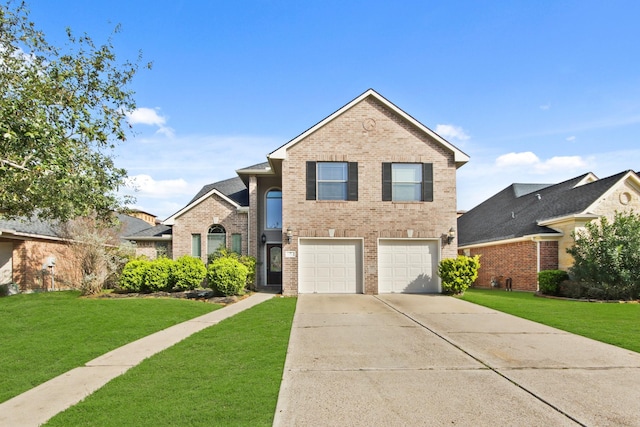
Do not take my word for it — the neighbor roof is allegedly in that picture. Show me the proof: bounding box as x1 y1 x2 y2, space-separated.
458 171 632 246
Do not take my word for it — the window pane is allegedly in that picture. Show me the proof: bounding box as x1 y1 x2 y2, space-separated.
270 247 282 272
318 182 347 200
191 234 201 257
392 164 421 182
207 234 225 255
266 190 282 229
393 183 422 201
318 163 347 181
231 234 242 254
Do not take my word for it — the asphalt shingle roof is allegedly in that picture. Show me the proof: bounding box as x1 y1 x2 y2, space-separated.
458 171 630 246
125 224 172 239
188 176 249 207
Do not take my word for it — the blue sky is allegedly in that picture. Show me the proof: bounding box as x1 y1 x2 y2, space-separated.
28 1 640 219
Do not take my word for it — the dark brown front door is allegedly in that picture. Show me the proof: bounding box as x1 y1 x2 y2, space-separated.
267 244 282 286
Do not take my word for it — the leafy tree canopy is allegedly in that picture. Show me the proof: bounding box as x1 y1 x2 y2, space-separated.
567 210 640 300
0 1 150 221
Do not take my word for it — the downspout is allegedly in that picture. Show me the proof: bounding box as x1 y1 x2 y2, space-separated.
533 237 541 292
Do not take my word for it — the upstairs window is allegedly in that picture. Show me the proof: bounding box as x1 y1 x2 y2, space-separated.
382 163 433 202
266 190 282 229
306 161 358 201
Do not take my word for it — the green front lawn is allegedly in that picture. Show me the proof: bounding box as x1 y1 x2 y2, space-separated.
0 291 218 403
460 289 640 353
45 297 296 427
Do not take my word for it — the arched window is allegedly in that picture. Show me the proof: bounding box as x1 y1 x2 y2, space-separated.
207 224 226 256
266 189 282 230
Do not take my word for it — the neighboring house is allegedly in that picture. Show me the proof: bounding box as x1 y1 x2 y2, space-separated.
0 213 156 291
457 170 640 291
165 89 469 295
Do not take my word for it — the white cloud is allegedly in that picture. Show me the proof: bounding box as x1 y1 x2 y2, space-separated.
126 107 175 138
124 174 197 198
435 124 470 141
566 135 576 142
540 103 551 111
495 151 540 167
495 151 587 174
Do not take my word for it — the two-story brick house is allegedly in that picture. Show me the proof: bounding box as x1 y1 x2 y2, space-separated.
165 89 469 295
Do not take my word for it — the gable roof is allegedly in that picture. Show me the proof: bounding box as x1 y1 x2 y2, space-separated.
163 176 248 225
458 171 634 246
268 88 470 167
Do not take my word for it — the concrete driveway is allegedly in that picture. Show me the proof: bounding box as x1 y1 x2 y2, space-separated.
273 294 640 426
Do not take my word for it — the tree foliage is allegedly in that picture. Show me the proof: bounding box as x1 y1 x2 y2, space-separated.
438 255 481 295
0 1 149 221
567 211 640 300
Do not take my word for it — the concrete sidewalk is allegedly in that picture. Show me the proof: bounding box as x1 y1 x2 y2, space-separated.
274 294 640 426
0 292 274 427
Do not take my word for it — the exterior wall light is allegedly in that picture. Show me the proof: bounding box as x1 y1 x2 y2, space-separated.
261 233 267 244
447 227 456 245
286 227 293 244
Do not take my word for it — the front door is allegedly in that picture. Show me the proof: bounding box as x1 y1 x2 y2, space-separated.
267 244 282 286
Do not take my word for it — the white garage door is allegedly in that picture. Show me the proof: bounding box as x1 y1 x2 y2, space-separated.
298 239 362 293
378 239 440 293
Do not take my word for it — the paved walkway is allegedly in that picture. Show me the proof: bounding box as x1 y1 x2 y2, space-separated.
274 294 640 426
0 292 275 427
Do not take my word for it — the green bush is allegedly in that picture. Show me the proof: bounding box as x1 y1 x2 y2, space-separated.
208 247 257 289
118 259 150 292
207 256 248 296
143 258 174 292
170 256 206 291
538 270 569 296
438 255 480 295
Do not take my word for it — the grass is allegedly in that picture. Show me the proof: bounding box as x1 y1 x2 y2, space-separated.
45 297 297 427
460 288 640 353
0 291 218 403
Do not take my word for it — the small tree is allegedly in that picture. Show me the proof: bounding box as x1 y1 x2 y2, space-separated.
170 256 206 291
567 211 640 300
61 215 134 295
438 255 480 295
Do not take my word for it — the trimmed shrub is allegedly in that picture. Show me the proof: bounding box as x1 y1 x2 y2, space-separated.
438 255 480 295
118 259 150 292
143 257 174 292
538 270 569 296
170 255 206 291
207 256 248 296
208 247 257 289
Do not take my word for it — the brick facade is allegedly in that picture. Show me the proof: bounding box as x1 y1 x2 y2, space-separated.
281 97 459 295
171 193 248 264
7 239 80 291
464 240 558 292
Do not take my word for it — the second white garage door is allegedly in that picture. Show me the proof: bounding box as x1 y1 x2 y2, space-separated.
298 239 362 293
378 239 440 293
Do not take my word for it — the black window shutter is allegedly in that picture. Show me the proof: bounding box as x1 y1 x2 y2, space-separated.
422 163 433 202
347 162 358 201
382 163 392 201
306 161 316 200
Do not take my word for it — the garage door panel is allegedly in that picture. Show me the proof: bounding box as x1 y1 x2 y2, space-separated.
378 240 439 294
299 240 362 294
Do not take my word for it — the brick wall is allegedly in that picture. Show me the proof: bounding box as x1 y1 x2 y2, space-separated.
280 96 458 295
465 240 558 292
10 239 80 291
171 194 248 264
